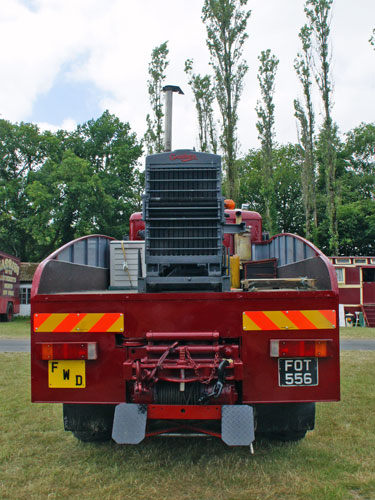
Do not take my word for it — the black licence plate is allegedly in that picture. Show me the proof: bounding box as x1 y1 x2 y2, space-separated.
279 358 318 387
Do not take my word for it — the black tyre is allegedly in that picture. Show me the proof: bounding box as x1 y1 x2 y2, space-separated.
262 429 307 442
254 402 315 442
63 404 115 442
72 430 112 442
5 303 13 322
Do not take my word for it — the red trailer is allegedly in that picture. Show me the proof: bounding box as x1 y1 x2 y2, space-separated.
0 251 20 321
30 149 340 448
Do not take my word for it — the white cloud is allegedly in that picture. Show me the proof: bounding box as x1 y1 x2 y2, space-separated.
0 0 374 152
37 118 77 133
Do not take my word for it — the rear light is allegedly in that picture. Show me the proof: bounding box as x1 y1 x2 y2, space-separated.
38 342 97 360
270 339 332 358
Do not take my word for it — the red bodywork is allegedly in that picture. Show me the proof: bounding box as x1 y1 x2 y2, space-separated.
31 231 340 406
0 251 20 318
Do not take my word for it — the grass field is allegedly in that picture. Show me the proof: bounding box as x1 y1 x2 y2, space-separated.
0 317 31 338
1 352 375 499
1 317 375 340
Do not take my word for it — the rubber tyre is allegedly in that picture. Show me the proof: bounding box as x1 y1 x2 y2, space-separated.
5 303 13 322
255 402 315 442
72 430 112 442
63 404 115 442
263 429 307 442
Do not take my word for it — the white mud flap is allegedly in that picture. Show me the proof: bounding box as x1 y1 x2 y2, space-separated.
221 405 255 446
112 404 147 444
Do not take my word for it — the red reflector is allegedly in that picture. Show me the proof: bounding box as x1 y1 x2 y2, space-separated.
270 339 331 358
38 342 97 360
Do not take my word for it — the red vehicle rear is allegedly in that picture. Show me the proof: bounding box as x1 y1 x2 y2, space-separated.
31 150 339 448
0 251 20 321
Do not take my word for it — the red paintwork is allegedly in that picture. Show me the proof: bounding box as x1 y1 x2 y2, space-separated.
345 267 360 285
31 289 339 404
31 234 114 300
363 282 375 304
129 212 144 241
0 251 20 316
148 405 221 420
223 209 262 253
129 208 263 247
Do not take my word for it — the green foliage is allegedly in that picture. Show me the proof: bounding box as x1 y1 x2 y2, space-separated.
294 24 317 240
202 0 251 200
238 144 304 236
370 28 375 49
144 42 169 154
304 0 338 254
184 59 217 153
0 112 143 262
255 49 279 235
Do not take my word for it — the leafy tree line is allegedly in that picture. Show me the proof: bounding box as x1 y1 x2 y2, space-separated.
237 122 375 255
146 0 374 256
0 111 143 261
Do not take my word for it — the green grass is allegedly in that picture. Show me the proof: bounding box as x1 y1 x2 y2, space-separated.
2 318 375 341
0 317 30 339
339 326 375 339
1 352 375 499
0 317 30 338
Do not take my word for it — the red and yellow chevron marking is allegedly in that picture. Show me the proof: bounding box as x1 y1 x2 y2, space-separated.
243 310 336 331
34 313 124 333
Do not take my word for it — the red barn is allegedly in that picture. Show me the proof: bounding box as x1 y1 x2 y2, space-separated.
329 256 375 326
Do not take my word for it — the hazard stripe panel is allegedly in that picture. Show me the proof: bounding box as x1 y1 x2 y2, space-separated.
243 310 336 331
34 313 124 333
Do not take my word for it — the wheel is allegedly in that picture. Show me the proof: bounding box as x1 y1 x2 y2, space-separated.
262 429 307 442
254 402 315 442
72 430 112 442
5 303 13 322
63 404 115 442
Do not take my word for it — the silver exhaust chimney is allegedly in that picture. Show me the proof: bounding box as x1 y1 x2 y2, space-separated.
162 85 184 152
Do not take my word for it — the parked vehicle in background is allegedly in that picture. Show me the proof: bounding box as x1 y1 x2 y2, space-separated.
0 251 20 321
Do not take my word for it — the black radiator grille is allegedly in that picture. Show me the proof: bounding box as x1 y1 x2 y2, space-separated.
148 167 218 202
141 151 226 289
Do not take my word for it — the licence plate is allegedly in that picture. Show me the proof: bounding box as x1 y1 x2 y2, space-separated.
279 358 318 387
48 360 86 388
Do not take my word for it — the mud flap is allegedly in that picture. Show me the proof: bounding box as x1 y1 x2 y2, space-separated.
221 405 255 446
112 404 147 444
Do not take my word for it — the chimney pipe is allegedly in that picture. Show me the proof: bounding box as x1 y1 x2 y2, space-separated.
162 85 184 152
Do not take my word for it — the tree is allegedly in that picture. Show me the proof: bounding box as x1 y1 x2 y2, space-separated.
184 59 217 153
305 0 338 254
255 49 279 235
144 42 169 154
202 0 251 200
294 24 317 241
0 112 143 262
0 120 48 260
238 144 304 235
370 28 375 49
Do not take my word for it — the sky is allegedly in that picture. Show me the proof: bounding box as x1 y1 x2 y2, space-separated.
0 0 374 159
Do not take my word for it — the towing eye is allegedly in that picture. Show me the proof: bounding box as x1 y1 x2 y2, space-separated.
198 359 232 403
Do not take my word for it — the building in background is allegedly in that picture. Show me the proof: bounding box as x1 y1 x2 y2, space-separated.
19 263 39 316
329 257 375 327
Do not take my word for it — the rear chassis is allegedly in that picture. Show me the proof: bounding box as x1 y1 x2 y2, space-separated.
31 284 339 445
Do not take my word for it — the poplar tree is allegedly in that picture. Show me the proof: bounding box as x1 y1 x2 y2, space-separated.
184 59 217 153
144 42 169 155
202 0 251 200
294 24 317 240
256 49 279 235
305 0 338 254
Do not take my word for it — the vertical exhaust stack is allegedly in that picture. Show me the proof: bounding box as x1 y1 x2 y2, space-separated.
162 85 184 152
